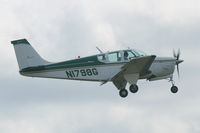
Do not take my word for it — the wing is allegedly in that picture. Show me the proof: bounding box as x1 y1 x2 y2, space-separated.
112 55 156 90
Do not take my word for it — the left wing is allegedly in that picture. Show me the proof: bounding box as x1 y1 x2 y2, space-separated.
112 55 156 90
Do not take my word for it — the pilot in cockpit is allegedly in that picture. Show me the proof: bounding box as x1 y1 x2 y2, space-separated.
124 51 128 60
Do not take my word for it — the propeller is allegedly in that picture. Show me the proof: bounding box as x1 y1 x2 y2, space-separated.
173 48 183 78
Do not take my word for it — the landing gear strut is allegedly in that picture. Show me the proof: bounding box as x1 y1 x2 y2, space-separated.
170 77 178 93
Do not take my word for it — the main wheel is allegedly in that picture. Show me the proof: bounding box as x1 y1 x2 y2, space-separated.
171 86 178 93
119 89 128 98
129 84 138 93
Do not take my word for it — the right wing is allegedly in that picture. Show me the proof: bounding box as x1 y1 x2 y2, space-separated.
112 55 156 90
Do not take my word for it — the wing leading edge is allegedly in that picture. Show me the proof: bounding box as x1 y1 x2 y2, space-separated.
112 55 156 90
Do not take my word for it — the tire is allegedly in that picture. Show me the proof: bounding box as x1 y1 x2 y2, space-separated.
171 86 178 93
129 84 138 93
119 89 128 98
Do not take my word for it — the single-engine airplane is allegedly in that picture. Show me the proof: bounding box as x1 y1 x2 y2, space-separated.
11 39 183 98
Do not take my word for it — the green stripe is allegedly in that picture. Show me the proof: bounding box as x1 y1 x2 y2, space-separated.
11 39 30 45
20 55 105 73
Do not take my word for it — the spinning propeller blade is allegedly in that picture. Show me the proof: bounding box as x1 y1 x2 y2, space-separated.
173 49 183 78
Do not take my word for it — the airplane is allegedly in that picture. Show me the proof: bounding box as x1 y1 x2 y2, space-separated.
11 39 183 98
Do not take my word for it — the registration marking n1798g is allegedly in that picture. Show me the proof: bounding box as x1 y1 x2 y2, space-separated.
66 68 98 78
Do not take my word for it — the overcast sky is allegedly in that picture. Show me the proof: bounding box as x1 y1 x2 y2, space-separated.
0 0 200 133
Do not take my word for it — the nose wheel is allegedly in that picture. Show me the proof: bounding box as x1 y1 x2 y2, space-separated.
171 86 178 93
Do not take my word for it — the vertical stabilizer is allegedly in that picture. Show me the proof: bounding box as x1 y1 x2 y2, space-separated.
11 39 50 70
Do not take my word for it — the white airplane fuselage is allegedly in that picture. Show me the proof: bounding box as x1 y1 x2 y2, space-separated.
20 57 176 83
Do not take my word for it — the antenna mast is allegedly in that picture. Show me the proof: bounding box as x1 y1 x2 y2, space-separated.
96 47 103 54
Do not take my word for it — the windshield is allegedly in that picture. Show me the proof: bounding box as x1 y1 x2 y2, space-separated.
124 50 137 60
133 49 147 56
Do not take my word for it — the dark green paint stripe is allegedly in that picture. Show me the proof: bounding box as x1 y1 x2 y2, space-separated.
20 55 105 73
11 39 30 45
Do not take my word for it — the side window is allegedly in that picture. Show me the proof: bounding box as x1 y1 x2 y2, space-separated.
124 50 136 60
108 52 121 62
97 54 106 62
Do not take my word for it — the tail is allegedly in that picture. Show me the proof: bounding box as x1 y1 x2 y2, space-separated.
11 39 50 70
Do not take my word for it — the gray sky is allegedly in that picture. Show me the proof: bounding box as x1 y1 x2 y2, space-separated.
0 0 200 132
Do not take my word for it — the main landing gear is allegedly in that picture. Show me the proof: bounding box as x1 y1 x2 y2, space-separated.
119 89 128 98
119 84 139 98
170 77 178 93
129 84 138 93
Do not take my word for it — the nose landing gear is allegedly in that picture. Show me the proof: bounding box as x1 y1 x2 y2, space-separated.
170 77 178 93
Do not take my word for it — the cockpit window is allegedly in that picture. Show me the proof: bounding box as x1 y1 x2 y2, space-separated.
108 52 121 62
97 54 106 62
124 50 137 60
134 49 147 56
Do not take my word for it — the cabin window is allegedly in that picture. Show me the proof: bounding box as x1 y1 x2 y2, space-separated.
108 52 121 62
124 50 137 60
97 54 106 62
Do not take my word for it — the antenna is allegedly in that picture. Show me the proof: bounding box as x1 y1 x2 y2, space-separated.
96 47 103 54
